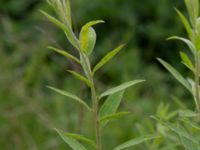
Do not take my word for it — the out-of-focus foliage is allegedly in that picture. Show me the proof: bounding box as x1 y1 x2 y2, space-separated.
0 0 194 150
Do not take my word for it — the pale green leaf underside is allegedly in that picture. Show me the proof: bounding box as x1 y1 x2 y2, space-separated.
92 44 125 74
47 86 91 110
99 80 145 99
67 70 92 87
113 134 159 150
55 128 87 150
40 10 79 49
48 46 80 64
167 36 196 54
157 58 192 94
100 112 130 123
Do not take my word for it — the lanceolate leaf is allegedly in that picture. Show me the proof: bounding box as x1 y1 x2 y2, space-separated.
152 116 198 144
113 134 159 150
63 0 72 28
157 58 192 94
64 133 96 147
99 90 124 128
184 0 199 26
99 80 145 99
47 86 91 110
167 36 196 54
175 8 193 38
48 46 80 64
92 44 125 74
100 112 130 123
55 128 87 150
67 70 92 87
179 51 194 72
40 10 79 49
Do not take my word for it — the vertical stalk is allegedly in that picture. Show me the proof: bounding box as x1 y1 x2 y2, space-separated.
195 52 200 112
79 51 101 150
91 83 101 150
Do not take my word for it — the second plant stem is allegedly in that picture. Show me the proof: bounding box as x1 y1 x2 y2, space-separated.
91 82 101 150
195 52 200 112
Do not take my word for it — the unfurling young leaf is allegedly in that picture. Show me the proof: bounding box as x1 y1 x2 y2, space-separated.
113 134 160 150
99 80 145 99
55 128 87 150
67 70 92 87
47 86 91 110
92 44 125 74
48 46 80 64
157 58 192 93
79 20 104 55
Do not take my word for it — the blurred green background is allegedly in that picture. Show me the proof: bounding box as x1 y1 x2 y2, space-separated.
0 0 194 149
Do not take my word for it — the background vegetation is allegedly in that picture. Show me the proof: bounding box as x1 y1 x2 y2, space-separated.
0 0 194 149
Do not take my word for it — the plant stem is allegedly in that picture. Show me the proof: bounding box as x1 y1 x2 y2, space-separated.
195 52 200 112
79 51 101 150
91 81 101 150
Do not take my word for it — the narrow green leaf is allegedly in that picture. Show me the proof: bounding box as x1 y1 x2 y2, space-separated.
55 128 87 150
178 109 199 117
100 112 130 123
63 0 72 28
99 80 145 99
175 8 193 38
152 116 198 144
40 10 79 49
167 36 196 54
47 86 91 110
99 90 124 128
48 46 80 64
92 44 125 74
67 70 92 87
184 0 199 26
179 51 194 72
64 133 96 147
113 134 159 150
157 58 192 93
